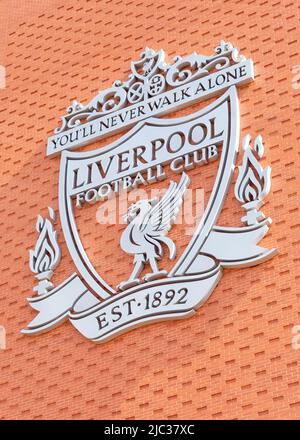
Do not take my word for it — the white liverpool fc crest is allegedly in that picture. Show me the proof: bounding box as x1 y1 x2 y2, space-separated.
22 43 277 343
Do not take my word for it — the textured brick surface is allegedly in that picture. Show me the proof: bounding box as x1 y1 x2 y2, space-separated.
0 0 299 420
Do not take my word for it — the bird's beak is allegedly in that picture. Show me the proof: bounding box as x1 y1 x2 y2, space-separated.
124 211 136 223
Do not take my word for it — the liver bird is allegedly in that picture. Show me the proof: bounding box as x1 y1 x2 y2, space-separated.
117 173 190 291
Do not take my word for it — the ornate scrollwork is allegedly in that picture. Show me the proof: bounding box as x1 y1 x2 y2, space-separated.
88 87 127 114
54 42 248 134
165 53 207 86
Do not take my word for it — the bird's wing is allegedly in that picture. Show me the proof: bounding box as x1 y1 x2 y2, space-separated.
140 173 190 236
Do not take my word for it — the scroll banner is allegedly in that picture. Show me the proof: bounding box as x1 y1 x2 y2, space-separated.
47 59 254 156
22 270 221 342
22 219 276 342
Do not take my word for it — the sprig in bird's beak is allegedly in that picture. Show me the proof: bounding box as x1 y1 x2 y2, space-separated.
150 197 159 206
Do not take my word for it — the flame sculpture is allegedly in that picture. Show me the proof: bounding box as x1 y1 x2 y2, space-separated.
29 207 61 295
235 134 271 225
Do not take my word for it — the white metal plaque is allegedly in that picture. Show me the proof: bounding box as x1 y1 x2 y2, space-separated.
22 43 276 343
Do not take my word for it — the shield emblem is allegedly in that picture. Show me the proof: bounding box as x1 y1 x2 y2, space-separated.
59 87 239 303
23 45 276 343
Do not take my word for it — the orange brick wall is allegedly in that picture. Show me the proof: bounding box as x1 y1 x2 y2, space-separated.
0 0 299 420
